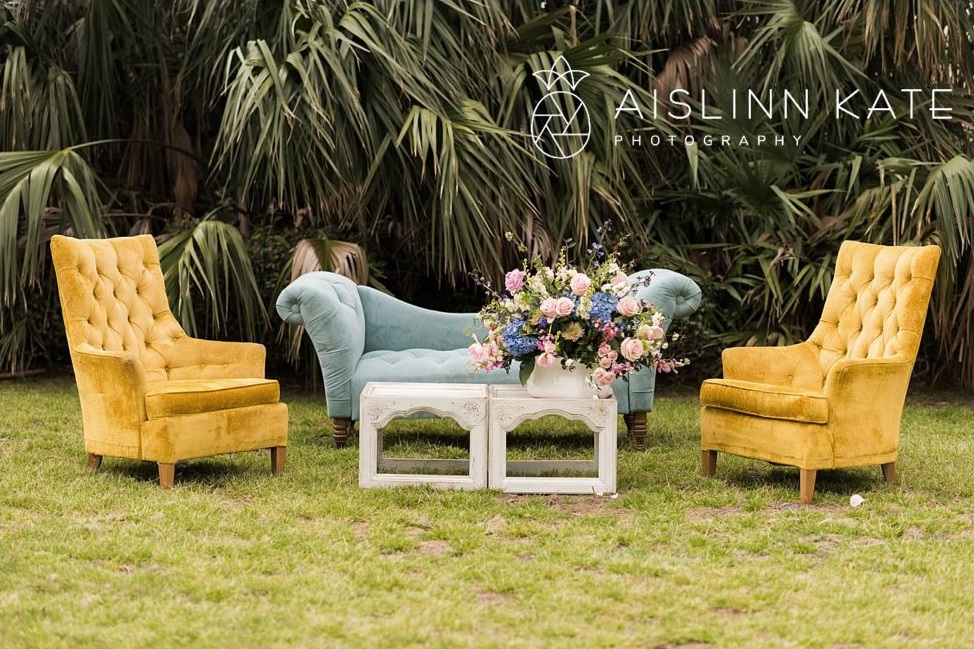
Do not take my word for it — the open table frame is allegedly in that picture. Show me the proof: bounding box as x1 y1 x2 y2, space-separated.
358 382 618 495
487 385 617 495
358 382 488 490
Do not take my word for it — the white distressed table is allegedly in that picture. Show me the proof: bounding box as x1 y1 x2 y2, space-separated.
358 382 489 489
488 384 617 495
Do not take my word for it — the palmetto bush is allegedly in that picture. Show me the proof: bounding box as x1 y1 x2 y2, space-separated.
1 0 972 389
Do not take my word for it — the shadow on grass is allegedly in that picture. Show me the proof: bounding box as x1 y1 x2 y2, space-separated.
102 453 271 489
718 463 886 498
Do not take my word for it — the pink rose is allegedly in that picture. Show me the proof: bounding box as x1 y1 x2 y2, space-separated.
468 342 484 362
616 295 640 317
593 368 615 386
611 271 629 286
468 338 501 371
637 324 665 340
505 269 526 293
569 273 591 295
536 352 557 368
620 337 644 361
554 297 574 317
599 356 613 369
540 298 558 319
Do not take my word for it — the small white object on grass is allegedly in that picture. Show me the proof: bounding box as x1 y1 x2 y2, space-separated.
850 494 865 507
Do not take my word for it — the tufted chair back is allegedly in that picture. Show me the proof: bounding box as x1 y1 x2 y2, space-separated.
52 235 185 382
808 241 941 379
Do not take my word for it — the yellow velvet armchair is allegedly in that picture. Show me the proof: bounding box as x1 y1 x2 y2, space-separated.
700 241 941 503
51 234 289 488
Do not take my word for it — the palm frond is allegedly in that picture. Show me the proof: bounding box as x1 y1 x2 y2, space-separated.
0 148 105 307
157 215 267 340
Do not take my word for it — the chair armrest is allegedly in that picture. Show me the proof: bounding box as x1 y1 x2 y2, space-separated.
70 345 147 452
169 337 267 379
276 272 366 419
721 342 824 387
824 357 914 406
823 357 915 457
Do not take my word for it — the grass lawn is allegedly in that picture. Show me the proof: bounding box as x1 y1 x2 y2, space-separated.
1 375 972 649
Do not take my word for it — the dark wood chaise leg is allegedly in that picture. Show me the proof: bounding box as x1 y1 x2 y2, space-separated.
799 469 817 504
623 414 633 439
881 462 897 484
87 453 103 470
270 446 286 474
629 411 647 451
332 417 352 448
701 450 717 476
158 463 176 489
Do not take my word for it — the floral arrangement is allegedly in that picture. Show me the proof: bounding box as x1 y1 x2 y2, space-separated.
468 226 688 391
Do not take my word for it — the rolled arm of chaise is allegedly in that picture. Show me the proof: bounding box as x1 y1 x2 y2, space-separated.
276 272 366 419
630 269 702 326
625 269 703 410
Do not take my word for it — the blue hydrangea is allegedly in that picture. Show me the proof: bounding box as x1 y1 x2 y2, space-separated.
589 292 618 323
502 319 539 357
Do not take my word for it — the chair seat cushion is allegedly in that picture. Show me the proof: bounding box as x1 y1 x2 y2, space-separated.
699 378 829 424
145 378 281 419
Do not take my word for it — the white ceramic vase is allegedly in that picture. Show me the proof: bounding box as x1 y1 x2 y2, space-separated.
525 361 612 399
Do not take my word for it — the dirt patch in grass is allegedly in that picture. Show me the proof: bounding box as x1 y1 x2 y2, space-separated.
476 590 517 605
483 514 508 534
350 519 369 540
710 605 748 615
415 540 452 556
684 505 743 521
544 494 619 515
494 494 625 516
220 495 254 510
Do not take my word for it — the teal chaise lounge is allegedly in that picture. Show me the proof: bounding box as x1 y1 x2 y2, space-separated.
276 270 701 450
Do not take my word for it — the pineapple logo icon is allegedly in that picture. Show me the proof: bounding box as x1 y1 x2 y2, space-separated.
530 56 591 159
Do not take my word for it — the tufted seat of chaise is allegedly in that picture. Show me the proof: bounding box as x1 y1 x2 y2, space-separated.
276 269 702 450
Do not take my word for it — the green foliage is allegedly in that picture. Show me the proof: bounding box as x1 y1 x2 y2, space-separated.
157 211 267 341
1 0 972 389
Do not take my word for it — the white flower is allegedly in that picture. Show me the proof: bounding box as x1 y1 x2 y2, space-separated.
527 274 548 295
850 494 865 507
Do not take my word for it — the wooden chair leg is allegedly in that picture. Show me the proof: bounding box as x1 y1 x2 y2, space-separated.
270 446 286 474
158 463 175 489
622 414 633 438
701 450 717 476
629 411 647 451
332 417 352 448
881 462 897 484
87 453 103 470
799 469 817 504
